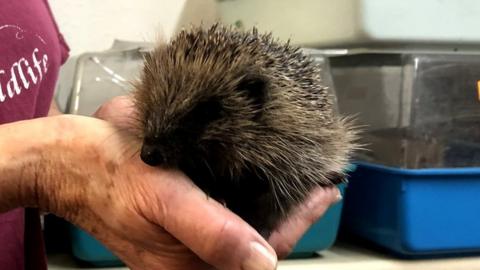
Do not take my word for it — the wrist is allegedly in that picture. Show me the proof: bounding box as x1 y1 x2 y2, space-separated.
0 116 77 213
0 144 41 212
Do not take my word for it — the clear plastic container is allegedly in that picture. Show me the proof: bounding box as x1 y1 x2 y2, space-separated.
330 52 480 169
66 41 150 115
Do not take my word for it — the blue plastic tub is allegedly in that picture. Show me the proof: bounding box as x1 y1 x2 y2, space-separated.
342 162 480 257
288 183 346 258
69 224 123 267
70 184 347 265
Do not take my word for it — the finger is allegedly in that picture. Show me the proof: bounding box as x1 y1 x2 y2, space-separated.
93 95 137 128
141 168 278 270
268 186 341 258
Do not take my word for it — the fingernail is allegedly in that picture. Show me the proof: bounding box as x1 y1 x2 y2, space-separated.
242 242 277 270
335 189 343 202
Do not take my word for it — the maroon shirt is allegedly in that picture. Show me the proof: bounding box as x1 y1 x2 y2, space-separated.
0 1 69 269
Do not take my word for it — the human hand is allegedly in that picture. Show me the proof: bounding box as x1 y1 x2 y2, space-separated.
0 114 278 270
268 186 341 258
96 96 342 259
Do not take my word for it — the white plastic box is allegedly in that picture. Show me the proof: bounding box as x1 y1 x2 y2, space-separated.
218 0 480 48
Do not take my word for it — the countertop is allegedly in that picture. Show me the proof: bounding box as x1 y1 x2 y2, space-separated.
48 242 480 270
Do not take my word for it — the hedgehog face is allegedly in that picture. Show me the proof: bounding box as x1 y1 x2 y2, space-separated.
135 65 269 184
139 97 224 167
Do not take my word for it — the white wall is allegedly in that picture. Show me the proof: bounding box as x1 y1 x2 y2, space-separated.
48 0 218 56
49 0 219 111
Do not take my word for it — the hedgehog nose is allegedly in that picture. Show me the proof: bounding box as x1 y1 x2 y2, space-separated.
140 144 165 166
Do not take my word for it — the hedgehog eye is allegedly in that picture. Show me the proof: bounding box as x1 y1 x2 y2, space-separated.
192 99 223 122
237 74 267 110
180 98 223 135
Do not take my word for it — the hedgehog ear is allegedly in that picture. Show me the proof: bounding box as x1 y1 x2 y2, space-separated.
237 74 268 110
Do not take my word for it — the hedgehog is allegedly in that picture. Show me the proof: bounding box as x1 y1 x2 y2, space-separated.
132 24 357 237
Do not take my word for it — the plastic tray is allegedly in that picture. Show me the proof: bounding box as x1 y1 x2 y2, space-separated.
341 162 480 257
70 184 346 265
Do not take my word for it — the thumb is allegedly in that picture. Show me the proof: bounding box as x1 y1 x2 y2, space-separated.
149 170 278 270
93 95 137 130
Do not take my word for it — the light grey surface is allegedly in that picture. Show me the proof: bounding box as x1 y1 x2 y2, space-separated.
48 243 480 270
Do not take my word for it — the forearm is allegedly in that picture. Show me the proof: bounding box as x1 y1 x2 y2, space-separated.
0 117 70 212
0 145 37 211
0 118 55 211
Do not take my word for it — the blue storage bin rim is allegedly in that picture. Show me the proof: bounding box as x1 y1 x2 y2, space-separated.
354 161 480 176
